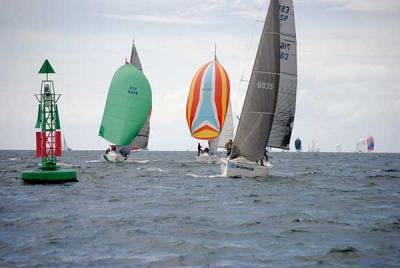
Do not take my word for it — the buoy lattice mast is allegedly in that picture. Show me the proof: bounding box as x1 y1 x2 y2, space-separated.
21 59 77 183
35 59 62 169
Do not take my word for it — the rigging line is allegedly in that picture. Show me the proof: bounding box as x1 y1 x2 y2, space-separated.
237 0 267 94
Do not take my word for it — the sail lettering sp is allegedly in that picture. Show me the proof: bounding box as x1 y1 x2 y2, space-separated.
279 4 290 21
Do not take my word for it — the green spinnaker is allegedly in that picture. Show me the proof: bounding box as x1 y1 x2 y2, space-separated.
99 64 152 146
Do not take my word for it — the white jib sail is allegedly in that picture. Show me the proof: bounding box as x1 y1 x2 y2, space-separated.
209 101 233 154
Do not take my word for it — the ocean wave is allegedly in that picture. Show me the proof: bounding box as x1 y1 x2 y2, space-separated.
381 169 398 173
368 175 399 179
327 246 360 258
239 221 261 227
292 218 351 226
371 219 400 233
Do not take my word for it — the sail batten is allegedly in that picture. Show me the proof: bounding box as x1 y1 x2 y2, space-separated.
263 32 296 39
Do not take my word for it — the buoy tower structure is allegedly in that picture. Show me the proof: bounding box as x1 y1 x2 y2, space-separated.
21 60 77 183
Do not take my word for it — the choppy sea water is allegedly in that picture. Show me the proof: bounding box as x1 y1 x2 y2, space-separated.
0 150 399 267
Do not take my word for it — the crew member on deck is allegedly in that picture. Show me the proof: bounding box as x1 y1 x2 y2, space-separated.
229 144 240 159
260 149 269 166
197 143 203 156
225 139 233 157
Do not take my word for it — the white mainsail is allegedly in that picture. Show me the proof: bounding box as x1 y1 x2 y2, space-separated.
209 101 234 154
218 101 234 148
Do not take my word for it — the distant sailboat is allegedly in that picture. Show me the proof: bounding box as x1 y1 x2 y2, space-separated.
62 136 72 151
186 53 231 163
222 0 298 177
99 40 152 162
367 135 375 152
295 137 302 152
336 144 342 152
356 138 367 153
310 140 315 152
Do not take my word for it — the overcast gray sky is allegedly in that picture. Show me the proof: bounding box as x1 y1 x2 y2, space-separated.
0 0 399 152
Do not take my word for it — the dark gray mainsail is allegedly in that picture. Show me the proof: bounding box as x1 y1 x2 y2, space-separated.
130 40 150 150
233 0 297 161
267 0 297 149
129 39 143 71
131 113 150 150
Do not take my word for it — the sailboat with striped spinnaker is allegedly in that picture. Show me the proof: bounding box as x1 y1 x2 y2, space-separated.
186 53 231 163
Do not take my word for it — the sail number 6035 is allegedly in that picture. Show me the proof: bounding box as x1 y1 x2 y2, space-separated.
257 82 274 90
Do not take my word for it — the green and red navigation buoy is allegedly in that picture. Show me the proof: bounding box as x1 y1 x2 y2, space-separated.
21 60 77 183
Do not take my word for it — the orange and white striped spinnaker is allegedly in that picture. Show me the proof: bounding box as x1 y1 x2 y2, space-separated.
186 58 230 140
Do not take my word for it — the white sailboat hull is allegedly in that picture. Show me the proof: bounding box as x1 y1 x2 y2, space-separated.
196 154 219 164
220 159 272 178
101 151 127 163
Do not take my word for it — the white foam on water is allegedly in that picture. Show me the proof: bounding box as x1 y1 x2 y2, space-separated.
8 158 21 161
85 160 101 163
134 160 150 164
58 162 72 167
126 160 150 164
146 167 165 172
187 173 225 178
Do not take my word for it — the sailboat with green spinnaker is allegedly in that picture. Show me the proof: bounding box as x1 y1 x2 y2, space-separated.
99 41 152 162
